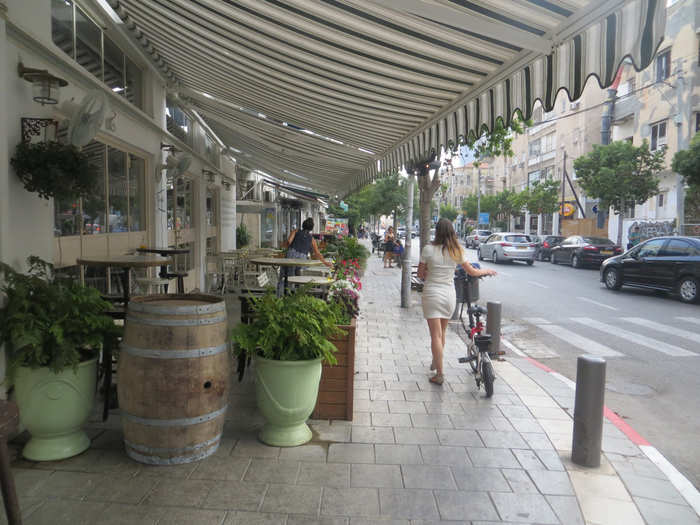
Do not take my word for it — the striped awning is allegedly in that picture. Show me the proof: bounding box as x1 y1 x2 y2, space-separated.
107 0 665 194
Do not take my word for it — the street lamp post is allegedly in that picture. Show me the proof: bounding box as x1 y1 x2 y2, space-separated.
401 172 415 308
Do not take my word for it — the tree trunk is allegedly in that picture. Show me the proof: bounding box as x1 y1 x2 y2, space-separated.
418 172 441 254
617 198 625 247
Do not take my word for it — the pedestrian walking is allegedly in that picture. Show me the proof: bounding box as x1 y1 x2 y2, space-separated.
417 219 496 385
383 226 396 268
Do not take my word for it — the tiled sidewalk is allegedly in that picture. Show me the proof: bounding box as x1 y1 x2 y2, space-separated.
5 246 700 524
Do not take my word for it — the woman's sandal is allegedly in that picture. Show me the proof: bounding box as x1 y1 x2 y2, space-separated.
429 374 444 385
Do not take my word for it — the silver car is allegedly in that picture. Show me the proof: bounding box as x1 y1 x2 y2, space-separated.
478 233 536 265
466 229 492 248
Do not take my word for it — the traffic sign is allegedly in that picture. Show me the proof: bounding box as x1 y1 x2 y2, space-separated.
559 203 575 216
478 212 490 224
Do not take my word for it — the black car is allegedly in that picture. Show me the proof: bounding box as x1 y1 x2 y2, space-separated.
600 236 700 304
535 235 565 261
551 236 622 268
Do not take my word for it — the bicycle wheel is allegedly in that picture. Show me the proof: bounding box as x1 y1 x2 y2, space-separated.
481 360 495 398
467 341 479 374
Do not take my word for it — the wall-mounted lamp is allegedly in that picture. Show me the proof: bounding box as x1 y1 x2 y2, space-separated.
160 142 178 152
18 62 68 105
202 169 216 184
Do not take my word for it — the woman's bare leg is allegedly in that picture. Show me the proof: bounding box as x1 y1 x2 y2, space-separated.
427 318 444 383
440 318 449 351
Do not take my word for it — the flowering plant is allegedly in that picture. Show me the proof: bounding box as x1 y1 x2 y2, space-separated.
333 258 361 291
328 279 360 324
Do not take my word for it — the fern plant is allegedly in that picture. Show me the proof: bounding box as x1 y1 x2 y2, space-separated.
236 223 250 247
0 257 119 376
231 289 342 366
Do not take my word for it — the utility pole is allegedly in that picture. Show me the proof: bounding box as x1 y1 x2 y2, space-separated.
476 163 481 226
401 174 415 308
675 72 687 236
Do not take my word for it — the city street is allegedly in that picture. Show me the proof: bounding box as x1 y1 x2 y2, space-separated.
454 245 700 489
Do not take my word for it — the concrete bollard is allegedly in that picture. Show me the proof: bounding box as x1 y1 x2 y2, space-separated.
571 356 606 467
486 302 502 352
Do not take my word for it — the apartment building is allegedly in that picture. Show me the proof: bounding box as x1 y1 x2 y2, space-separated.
609 0 699 247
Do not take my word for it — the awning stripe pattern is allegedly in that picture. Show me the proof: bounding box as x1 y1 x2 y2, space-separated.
107 0 665 195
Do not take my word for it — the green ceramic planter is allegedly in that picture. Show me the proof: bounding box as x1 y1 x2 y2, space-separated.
14 357 98 461
254 355 322 446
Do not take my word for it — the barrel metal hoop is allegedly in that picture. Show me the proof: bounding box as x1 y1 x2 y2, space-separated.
124 434 221 455
125 441 219 465
121 405 228 427
121 343 228 359
126 314 226 326
128 301 225 315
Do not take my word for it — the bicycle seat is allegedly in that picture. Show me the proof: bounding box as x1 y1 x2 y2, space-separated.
468 305 487 316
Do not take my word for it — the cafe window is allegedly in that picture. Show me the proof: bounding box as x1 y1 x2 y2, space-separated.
650 121 667 151
51 1 143 109
167 177 194 231
54 141 146 236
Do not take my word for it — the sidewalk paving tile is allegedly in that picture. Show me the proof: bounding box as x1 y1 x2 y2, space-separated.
297 463 351 488
527 469 575 495
634 497 700 525
419 445 470 466
371 413 413 427
287 516 348 525
451 465 511 492
351 464 404 488
467 447 520 468
478 430 529 449
328 443 375 463
378 488 440 520
243 459 300 483
374 444 423 465
489 492 559 524
400 464 456 489
545 495 584 525
618 472 688 505
434 489 500 521
351 426 396 444
394 428 439 445
321 487 380 517
223 511 286 525
502 468 539 493
189 456 251 480
278 443 328 462
260 484 322 515
143 478 214 507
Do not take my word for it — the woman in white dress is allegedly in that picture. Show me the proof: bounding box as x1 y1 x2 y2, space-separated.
417 219 496 385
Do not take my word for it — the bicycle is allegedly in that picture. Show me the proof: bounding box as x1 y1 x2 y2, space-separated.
454 269 497 397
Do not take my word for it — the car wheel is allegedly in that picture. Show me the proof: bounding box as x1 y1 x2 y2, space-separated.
572 254 582 269
678 276 699 304
537 251 544 262
492 250 498 264
603 267 622 290
526 259 534 266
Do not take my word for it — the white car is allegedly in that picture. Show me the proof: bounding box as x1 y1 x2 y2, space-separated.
478 233 536 265
466 229 492 248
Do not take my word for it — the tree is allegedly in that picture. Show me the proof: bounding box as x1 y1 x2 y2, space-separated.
461 194 478 220
672 132 700 188
574 140 664 245
526 179 561 216
417 115 529 251
439 204 459 221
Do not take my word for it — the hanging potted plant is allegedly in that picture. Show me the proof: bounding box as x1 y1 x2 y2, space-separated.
231 289 341 446
10 140 98 201
0 257 119 461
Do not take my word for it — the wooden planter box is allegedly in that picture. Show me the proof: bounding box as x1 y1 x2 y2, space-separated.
313 318 356 420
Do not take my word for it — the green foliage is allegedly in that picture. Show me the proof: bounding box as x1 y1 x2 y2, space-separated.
461 194 478 219
10 141 99 201
469 113 530 160
573 140 664 214
439 204 459 221
525 179 561 215
231 289 342 364
672 132 700 188
332 236 370 270
0 257 119 376
236 223 250 247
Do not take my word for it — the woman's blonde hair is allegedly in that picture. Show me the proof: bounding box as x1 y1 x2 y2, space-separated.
432 218 463 262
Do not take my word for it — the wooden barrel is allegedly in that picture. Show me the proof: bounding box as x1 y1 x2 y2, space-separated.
118 294 229 465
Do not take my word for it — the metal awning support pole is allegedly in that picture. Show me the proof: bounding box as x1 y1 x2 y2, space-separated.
401 174 415 308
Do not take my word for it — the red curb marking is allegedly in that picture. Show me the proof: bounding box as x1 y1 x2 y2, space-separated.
522 353 650 446
525 356 553 372
603 406 650 446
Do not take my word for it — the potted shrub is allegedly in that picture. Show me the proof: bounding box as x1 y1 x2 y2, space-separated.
231 289 341 446
0 257 119 461
10 140 98 201
314 280 360 420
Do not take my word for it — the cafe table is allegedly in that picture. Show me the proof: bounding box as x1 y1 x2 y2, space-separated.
76 254 171 421
287 275 335 298
248 257 323 294
136 247 190 293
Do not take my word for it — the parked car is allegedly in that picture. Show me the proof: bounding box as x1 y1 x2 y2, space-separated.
551 236 622 268
466 229 492 248
478 233 536 265
535 235 566 261
600 236 700 304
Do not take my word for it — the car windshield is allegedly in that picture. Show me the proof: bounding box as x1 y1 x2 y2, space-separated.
583 237 613 245
505 235 530 243
478 230 492 235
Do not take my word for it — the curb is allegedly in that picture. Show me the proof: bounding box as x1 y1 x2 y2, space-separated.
502 337 700 517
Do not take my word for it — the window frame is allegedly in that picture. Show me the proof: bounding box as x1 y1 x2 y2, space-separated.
655 48 671 82
650 120 667 151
